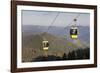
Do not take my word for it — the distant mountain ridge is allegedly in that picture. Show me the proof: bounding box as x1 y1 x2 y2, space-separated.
22 25 90 44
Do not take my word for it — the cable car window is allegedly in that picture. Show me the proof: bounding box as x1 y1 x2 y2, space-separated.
70 29 77 35
43 42 49 47
46 43 49 47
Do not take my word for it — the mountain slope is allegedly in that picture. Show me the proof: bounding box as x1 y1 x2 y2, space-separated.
22 32 88 62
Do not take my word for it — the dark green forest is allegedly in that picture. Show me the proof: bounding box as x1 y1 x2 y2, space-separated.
32 47 90 62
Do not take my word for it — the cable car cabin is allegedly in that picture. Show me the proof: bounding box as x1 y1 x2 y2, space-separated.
70 26 78 39
42 41 49 51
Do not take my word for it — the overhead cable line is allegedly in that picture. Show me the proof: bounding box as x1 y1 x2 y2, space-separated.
46 12 60 32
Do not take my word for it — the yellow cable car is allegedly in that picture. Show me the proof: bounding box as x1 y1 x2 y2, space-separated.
42 41 49 51
70 26 78 39
70 19 78 39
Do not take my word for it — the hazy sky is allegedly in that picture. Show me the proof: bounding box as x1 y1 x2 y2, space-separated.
22 10 90 27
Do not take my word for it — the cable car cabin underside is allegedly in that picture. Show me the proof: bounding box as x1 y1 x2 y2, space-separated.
70 35 78 39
